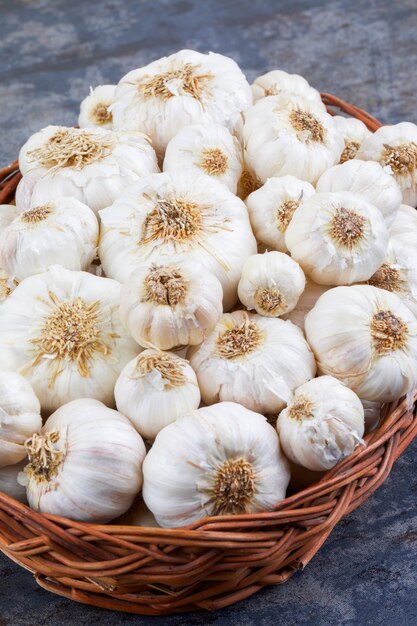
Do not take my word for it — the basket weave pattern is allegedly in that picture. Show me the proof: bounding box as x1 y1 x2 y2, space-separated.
0 94 416 615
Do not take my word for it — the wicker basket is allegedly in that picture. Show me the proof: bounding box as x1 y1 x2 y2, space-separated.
0 94 416 616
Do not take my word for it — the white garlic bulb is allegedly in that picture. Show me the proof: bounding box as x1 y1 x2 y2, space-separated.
305 285 417 402
79 85 116 129
277 376 365 471
243 96 343 184
143 402 290 527
0 371 41 468
21 398 146 522
281 279 330 331
285 192 389 285
332 116 372 163
0 461 28 503
115 349 200 440
238 252 305 317
163 123 243 194
316 160 401 226
0 265 138 413
188 310 316 413
0 198 98 281
0 205 18 231
251 70 324 106
119 261 223 350
17 126 159 215
361 399 381 433
245 176 315 252
112 49 252 158
356 122 417 206
389 204 417 248
99 171 256 311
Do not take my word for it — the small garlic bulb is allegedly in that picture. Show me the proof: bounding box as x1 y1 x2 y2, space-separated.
188 310 316 413
79 85 116 129
316 160 401 226
0 371 41 468
245 175 315 252
0 461 28 503
243 96 344 184
251 70 324 106
389 204 417 248
0 265 138 413
305 285 417 402
356 122 417 206
332 116 372 163
281 279 330 331
238 252 305 317
361 399 381 433
22 398 146 522
115 349 200 440
277 376 365 471
285 192 389 285
163 123 243 194
0 199 98 281
143 402 290 527
119 261 223 349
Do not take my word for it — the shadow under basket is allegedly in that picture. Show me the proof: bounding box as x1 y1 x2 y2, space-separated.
0 94 416 616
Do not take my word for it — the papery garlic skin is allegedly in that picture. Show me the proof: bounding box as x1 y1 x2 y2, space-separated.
0 198 99 281
251 70 323 107
361 399 381 433
243 96 343 184
285 192 389 285
316 160 401 227
163 123 243 194
99 171 256 311
0 461 28 503
22 398 146 523
277 376 365 471
281 279 330 331
0 266 139 413
143 402 290 527
332 116 372 163
245 176 315 252
238 252 305 317
0 371 41 468
79 85 116 129
188 310 316 413
115 349 200 440
305 285 417 402
389 204 417 248
0 205 18 231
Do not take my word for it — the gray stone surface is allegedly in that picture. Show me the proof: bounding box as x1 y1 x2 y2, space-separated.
1 0 417 624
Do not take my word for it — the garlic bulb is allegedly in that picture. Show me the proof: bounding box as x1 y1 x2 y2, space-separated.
0 198 98 281
119 261 223 349
251 70 323 106
245 176 315 252
0 371 41 468
188 310 316 413
281 279 330 331
277 376 365 471
143 402 290 527
79 85 116 129
238 252 305 317
0 205 18 231
99 171 256 311
356 122 417 206
21 398 146 522
115 349 200 440
112 49 252 158
389 204 417 248
305 285 417 402
163 123 243 194
361 399 381 433
332 116 372 163
316 160 401 227
0 265 138 413
0 461 28 503
285 192 389 285
243 96 344 184
17 126 159 215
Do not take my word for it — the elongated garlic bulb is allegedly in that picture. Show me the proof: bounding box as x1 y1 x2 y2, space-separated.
389 204 417 248
112 50 252 158
238 252 305 316
251 70 324 106
332 116 372 163
245 176 315 252
285 192 389 285
21 398 146 522
99 171 256 311
0 265 138 413
0 371 41 468
243 96 344 184
188 310 316 413
0 199 98 281
281 279 330 331
143 402 290 527
17 126 159 215
305 285 417 402
115 349 200 440
119 261 223 349
316 160 401 226
277 376 365 471
0 461 28 503
79 85 116 129
163 123 243 193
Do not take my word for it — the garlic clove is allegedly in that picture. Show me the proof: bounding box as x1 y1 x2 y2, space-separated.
0 460 28 503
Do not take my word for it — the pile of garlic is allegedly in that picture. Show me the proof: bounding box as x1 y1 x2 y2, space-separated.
1 50 416 529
